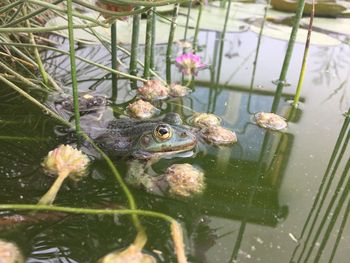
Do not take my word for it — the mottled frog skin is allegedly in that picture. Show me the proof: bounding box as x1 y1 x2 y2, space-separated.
96 113 197 159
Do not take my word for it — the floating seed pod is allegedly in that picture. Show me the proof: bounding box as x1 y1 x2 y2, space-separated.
138 80 169 101
169 84 190 97
0 239 24 263
98 245 156 263
254 112 287 131
200 126 237 145
165 164 205 198
98 232 156 263
127 100 160 119
190 112 221 128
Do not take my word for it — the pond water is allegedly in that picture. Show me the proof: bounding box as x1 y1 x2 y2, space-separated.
1 12 350 263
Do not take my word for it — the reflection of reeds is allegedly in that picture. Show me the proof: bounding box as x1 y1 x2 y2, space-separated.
230 129 290 261
215 0 232 85
247 0 270 114
290 109 350 262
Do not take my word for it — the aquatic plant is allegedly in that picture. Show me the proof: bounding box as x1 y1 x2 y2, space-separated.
293 0 315 107
271 0 306 112
1 0 348 262
175 53 206 76
127 99 160 119
98 231 156 263
165 163 205 198
0 239 24 263
38 144 90 205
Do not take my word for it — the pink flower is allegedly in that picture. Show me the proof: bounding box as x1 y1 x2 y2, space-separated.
175 53 206 76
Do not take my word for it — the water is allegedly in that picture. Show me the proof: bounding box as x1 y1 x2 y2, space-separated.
1 23 350 263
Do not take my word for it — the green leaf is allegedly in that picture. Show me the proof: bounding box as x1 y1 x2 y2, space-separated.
301 17 350 36
250 20 341 46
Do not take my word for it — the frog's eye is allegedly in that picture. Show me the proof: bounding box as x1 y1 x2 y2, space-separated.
154 124 172 140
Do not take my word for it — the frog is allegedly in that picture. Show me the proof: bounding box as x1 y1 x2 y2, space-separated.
95 112 197 159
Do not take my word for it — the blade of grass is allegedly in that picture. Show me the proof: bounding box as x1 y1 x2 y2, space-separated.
271 0 306 112
166 3 180 84
293 0 314 107
66 0 81 134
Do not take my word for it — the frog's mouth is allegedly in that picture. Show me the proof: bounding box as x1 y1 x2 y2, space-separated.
155 139 197 153
135 140 197 159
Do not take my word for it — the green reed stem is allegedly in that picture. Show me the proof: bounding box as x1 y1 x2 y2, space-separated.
0 204 174 223
85 26 166 84
328 193 350 263
0 1 23 15
130 8 141 88
67 0 81 134
215 0 232 85
117 45 166 85
0 76 143 234
289 112 350 262
0 38 61 91
193 2 202 53
80 134 144 232
166 3 180 84
150 7 156 70
0 76 68 125
271 0 306 112
0 21 101 33
6 2 24 24
26 0 108 27
1 0 64 28
293 0 314 107
144 9 153 79
101 0 188 7
183 0 192 53
72 0 150 17
23 5 49 86
0 42 148 83
0 60 42 90
111 21 118 99
313 158 350 262
27 34 48 85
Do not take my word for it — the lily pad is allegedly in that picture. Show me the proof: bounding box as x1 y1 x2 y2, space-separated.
301 17 350 36
250 20 341 46
162 3 254 32
45 15 194 44
116 19 194 44
156 4 176 13
270 0 349 17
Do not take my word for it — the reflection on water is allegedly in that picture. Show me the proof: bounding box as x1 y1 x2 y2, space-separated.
290 112 350 263
1 25 350 263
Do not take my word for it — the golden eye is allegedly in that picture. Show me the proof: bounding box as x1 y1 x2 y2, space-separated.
154 124 172 140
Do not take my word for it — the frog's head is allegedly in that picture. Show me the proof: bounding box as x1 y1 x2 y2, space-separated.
135 122 197 159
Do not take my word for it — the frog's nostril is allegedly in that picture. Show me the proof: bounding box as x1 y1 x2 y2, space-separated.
141 135 150 145
180 132 187 138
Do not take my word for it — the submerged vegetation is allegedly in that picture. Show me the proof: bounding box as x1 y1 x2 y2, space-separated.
0 0 350 262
